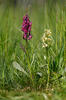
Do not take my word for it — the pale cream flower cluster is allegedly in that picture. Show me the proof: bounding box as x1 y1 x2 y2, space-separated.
42 29 53 48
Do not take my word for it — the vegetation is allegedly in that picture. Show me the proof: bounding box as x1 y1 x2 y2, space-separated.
0 0 66 99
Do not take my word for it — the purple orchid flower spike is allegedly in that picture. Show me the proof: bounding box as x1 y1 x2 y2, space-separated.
22 14 32 40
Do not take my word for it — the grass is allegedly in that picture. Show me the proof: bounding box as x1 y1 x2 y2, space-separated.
0 86 66 100
0 0 66 100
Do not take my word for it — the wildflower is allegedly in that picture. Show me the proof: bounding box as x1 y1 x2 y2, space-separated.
28 33 32 40
22 15 32 40
42 29 53 48
45 29 51 34
42 43 48 48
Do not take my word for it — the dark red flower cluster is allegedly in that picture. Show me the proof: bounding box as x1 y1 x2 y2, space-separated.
22 15 32 40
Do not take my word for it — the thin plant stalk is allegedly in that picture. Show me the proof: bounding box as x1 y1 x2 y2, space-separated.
26 40 34 87
60 10 63 48
2 70 4 89
64 27 66 67
46 48 50 88
47 55 50 87
56 2 58 55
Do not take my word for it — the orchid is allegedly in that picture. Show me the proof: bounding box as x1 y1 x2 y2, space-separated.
22 15 32 40
42 29 53 48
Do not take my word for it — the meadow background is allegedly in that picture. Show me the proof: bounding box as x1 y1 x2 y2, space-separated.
0 0 66 100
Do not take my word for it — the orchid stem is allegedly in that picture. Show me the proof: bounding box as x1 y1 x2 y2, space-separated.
26 40 34 87
46 48 50 88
